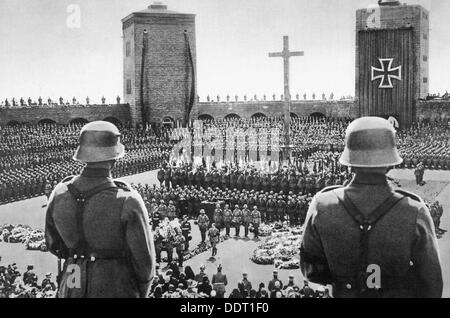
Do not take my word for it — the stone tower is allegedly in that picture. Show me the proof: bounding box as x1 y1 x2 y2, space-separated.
356 1 429 128
122 2 197 127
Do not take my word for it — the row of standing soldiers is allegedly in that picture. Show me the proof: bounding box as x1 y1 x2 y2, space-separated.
158 166 348 195
141 187 311 227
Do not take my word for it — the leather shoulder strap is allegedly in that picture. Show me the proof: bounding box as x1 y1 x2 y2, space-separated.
66 181 118 255
334 190 404 227
394 189 423 203
320 185 344 194
113 179 132 192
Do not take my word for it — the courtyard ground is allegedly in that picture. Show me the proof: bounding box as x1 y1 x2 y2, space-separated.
0 169 449 296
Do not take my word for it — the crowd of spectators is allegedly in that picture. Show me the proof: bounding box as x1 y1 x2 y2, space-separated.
149 263 330 298
0 262 56 298
0 96 123 108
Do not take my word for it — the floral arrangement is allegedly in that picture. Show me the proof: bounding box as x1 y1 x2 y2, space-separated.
0 224 47 252
251 227 303 269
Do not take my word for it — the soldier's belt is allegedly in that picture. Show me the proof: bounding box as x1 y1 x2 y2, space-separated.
68 248 127 262
333 275 412 292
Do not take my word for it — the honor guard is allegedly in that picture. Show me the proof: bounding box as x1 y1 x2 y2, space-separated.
45 121 155 298
300 117 443 298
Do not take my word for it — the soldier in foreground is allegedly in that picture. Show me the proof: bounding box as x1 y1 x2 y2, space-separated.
300 117 443 298
45 121 155 298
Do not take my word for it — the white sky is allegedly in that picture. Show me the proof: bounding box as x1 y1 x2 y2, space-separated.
0 0 448 103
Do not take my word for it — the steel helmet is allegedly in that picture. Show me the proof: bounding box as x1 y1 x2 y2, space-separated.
339 117 402 168
73 121 125 163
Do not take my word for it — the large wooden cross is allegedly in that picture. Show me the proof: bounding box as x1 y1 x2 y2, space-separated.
269 35 304 162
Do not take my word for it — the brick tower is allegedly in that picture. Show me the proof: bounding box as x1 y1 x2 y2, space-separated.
122 2 197 127
356 1 429 128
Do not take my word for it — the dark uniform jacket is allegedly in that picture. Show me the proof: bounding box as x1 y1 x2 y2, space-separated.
45 167 155 298
301 172 443 298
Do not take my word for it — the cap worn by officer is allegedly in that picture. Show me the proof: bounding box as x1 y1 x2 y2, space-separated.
73 121 125 163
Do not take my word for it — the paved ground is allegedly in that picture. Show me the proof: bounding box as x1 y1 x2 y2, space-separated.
0 168 449 296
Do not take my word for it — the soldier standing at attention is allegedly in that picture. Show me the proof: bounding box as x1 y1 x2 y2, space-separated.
211 264 228 298
180 215 191 250
45 121 155 298
251 206 261 239
301 117 443 298
208 223 220 257
232 205 243 237
197 209 210 244
213 203 223 233
223 204 232 237
174 228 186 268
42 180 53 208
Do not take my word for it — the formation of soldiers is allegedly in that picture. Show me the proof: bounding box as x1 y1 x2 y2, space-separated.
0 123 173 204
134 182 317 228
398 121 450 170
149 264 330 298
0 263 57 298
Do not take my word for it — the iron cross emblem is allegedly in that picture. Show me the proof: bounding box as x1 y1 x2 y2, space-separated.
371 58 402 89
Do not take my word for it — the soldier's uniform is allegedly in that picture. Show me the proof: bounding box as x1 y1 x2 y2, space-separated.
154 229 164 264
232 205 243 237
213 205 223 231
45 121 155 298
212 265 228 298
174 231 186 267
208 225 220 257
197 210 210 243
223 206 232 236
181 217 192 250
300 117 443 298
242 205 252 237
167 201 176 220
251 207 261 238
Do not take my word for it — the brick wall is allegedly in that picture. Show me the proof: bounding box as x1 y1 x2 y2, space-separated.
0 104 132 126
122 6 197 126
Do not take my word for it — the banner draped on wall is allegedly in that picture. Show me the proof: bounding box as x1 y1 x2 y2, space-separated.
357 28 414 128
184 31 196 125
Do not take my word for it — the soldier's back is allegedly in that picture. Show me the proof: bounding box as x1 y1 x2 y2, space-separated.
46 172 154 298
301 177 443 298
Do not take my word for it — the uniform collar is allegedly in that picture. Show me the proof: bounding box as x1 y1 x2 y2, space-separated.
81 167 112 178
351 172 388 185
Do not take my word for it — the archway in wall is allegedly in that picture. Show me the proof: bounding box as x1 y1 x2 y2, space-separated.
70 118 89 125
224 113 240 120
251 113 267 120
103 117 122 127
290 112 298 119
38 119 57 125
162 116 175 129
309 112 326 120
198 114 214 122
